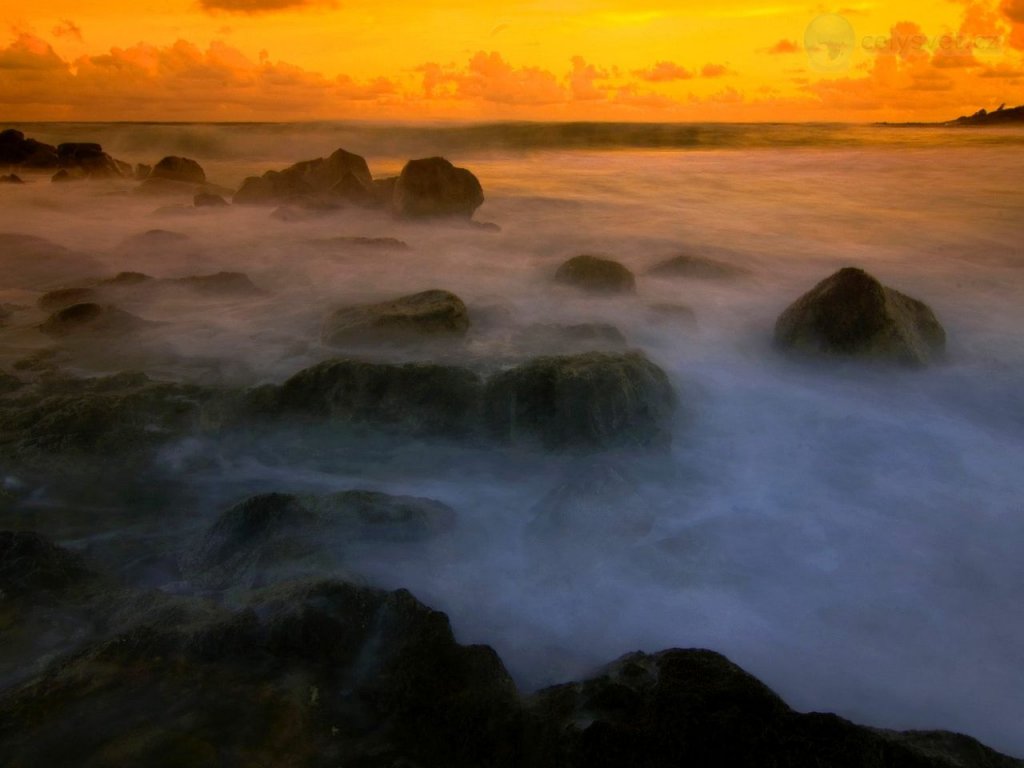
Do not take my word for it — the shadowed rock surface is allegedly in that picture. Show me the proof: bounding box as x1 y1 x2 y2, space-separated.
0 129 58 169
54 142 126 180
234 148 373 205
184 490 457 589
774 267 946 366
37 287 99 312
392 157 484 218
151 156 206 184
0 174 24 184
322 289 470 347
555 255 636 294
648 254 750 280
483 351 676 450
38 303 149 337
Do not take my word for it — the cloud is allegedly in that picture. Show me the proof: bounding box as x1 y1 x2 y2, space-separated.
701 63 731 78
417 51 567 105
1002 0 1024 23
51 20 83 42
198 0 333 14
569 55 608 100
767 39 800 54
632 60 693 82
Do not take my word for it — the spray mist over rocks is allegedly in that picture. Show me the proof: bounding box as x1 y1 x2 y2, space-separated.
1 121 1023 762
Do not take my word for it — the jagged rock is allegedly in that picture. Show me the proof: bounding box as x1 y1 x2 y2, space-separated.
151 156 205 184
37 287 98 312
56 142 124 179
774 267 946 366
555 255 636 294
38 303 148 337
233 148 373 205
0 129 58 168
647 254 749 280
392 157 484 218
246 358 483 437
0 174 24 184
185 490 457 589
193 192 228 207
322 289 470 347
483 351 676 450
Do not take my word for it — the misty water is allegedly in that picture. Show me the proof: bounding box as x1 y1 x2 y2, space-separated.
2 122 1023 755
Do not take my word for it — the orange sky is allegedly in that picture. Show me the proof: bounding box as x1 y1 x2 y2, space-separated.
2 0 1022 121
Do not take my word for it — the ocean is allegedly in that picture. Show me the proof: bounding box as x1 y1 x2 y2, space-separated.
2 121 1023 755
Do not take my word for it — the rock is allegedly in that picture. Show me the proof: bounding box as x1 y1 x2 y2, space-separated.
310 235 410 251
134 163 152 180
171 271 262 296
0 174 24 184
247 358 483 438
555 255 636 294
774 267 946 366
373 175 399 205
647 254 749 280
185 490 457 589
0 578 522 768
36 287 98 312
528 649 1024 768
483 351 676 450
322 289 470 347
0 530 96 601
0 234 102 289
151 156 205 184
194 192 228 207
0 129 58 169
392 157 484 219
38 303 149 337
50 169 72 182
56 142 124 179
97 271 154 287
233 148 373 205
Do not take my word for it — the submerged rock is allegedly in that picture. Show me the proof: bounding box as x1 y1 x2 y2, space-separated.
647 254 749 280
234 148 373 205
774 267 946 366
555 255 636 294
321 289 470 347
391 157 484 219
171 271 262 296
185 490 457 589
0 173 24 184
37 287 99 312
483 351 676 450
151 156 206 184
38 303 148 337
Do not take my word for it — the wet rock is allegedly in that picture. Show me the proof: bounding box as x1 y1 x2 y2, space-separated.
37 287 99 312
528 649 1023 768
234 148 373 205
0 129 58 169
774 267 946 366
151 156 206 184
0 174 24 184
483 351 676 450
194 192 228 207
0 578 522 768
38 303 149 337
185 490 457 589
555 255 636 294
0 531 96 601
56 142 124 179
247 358 483 438
648 254 750 280
392 157 484 219
322 289 470 347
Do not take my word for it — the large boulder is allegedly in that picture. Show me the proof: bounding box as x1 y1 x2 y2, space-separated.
233 148 373 205
321 289 470 347
246 358 484 438
483 351 676 450
55 142 124 179
554 255 636 294
184 490 457 589
774 267 946 366
0 129 58 169
150 156 205 184
391 157 484 218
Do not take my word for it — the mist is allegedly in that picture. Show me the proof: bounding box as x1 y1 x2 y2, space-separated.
2 123 1023 755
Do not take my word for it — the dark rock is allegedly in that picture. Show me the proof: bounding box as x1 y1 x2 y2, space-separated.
372 175 399 205
310 235 409 251
647 254 749 280
185 490 457 589
392 157 484 218
322 289 470 347
37 287 99 312
194 192 228 207
134 163 152 180
0 129 58 169
233 148 373 205
97 271 154 287
555 255 636 294
50 169 72 183
247 358 483 438
56 142 124 179
151 156 206 184
483 351 676 450
0 530 96 601
38 303 149 337
0 174 24 184
774 267 946 366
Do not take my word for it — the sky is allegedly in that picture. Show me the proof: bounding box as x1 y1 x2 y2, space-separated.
1 0 1022 121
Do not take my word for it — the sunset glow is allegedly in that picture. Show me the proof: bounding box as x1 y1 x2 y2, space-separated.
3 0 1022 121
